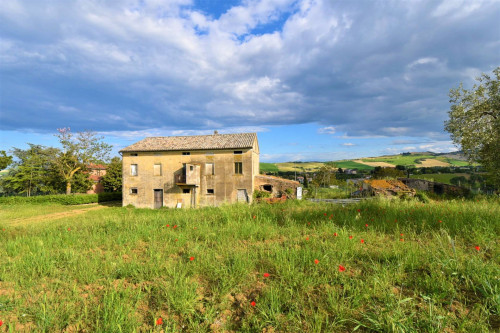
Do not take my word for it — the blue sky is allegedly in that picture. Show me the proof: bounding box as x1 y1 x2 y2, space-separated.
1 0 499 162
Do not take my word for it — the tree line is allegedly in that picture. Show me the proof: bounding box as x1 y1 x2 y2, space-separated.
0 128 122 196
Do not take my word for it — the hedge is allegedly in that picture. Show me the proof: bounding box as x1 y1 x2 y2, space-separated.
0 192 122 205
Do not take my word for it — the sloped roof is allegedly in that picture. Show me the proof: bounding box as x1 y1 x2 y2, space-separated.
120 133 257 152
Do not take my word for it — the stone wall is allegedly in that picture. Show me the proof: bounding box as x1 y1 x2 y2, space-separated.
255 175 300 198
399 178 470 196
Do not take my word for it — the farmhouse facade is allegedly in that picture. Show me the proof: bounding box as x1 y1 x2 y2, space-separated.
120 132 260 208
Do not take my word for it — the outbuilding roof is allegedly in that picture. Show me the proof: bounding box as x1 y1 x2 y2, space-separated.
120 132 257 152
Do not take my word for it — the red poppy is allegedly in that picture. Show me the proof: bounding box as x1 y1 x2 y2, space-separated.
173 225 178 228
166 224 170 227
67 228 71 231
439 220 442 223
190 256 195 261
253 215 256 219
307 222 311 225
357 209 361 212
349 235 353 239
400 239 404 242
338 265 346 272
333 232 338 237
263 273 270 278
306 237 309 240
400 233 404 236
314 259 319 264
360 239 365 244
175 239 178 242
0 319 3 327
324 213 327 216
365 224 368 227
250 301 256 307
475 246 480 251
156 317 163 326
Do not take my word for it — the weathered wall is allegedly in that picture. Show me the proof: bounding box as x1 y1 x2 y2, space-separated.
255 175 300 198
399 178 470 196
122 148 258 208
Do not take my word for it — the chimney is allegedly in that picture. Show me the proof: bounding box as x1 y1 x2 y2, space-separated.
214 130 219 135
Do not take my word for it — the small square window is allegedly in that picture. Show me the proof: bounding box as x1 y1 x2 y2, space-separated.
154 164 162 176
234 151 243 155
207 189 214 194
130 153 138 156
130 188 138 194
182 152 190 155
183 189 190 194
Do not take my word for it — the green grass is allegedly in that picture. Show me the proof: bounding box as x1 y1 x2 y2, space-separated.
1 199 499 332
259 163 279 173
335 160 375 170
275 162 324 172
410 173 470 185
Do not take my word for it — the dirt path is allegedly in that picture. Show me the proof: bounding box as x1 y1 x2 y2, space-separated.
7 205 108 227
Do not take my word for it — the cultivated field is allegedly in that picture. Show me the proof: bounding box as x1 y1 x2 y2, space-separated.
0 199 499 332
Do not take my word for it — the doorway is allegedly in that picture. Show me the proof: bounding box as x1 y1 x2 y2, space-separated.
154 189 163 209
237 189 248 203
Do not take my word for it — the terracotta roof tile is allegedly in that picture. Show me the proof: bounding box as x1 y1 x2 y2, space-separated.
120 133 257 152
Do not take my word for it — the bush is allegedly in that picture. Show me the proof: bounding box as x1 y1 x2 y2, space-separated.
0 192 122 205
414 191 430 203
253 190 271 199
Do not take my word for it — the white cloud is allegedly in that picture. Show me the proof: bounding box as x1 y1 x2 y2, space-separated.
342 142 355 146
318 126 336 135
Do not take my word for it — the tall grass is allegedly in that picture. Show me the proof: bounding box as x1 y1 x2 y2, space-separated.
0 198 498 332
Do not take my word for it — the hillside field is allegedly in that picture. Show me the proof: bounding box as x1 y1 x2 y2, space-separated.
0 199 499 332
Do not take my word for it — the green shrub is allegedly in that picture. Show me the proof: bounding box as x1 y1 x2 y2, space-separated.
0 192 122 205
253 190 271 199
414 191 430 203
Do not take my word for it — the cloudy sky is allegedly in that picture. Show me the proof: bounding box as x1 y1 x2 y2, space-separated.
1 0 499 162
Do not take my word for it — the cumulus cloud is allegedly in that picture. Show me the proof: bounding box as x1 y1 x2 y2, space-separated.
0 0 499 139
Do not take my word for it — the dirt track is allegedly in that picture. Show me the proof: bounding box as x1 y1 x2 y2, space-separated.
7 205 107 227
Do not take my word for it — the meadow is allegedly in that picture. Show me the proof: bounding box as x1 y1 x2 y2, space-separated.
0 198 499 332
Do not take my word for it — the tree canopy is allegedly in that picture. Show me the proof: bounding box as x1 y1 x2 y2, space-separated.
444 67 500 188
0 150 13 170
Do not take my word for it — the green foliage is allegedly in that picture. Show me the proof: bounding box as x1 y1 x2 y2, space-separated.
101 157 122 192
312 164 338 187
445 67 500 188
0 200 498 331
0 150 13 170
0 192 121 205
253 189 271 199
54 128 112 194
372 166 405 179
414 191 430 203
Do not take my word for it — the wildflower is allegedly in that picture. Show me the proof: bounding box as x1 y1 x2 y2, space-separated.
67 228 71 231
173 225 178 228
400 239 404 242
314 259 319 264
253 215 256 219
190 256 195 261
360 239 365 244
306 237 309 240
250 301 256 307
175 239 178 242
333 232 338 237
263 273 270 278
324 213 327 216
166 224 170 227
400 233 404 236
357 209 361 212
349 235 353 239
156 317 163 326
475 246 480 251
338 265 346 272
365 224 368 227
0 319 3 326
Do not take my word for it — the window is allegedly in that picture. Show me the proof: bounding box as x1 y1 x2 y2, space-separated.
207 189 214 194
154 164 162 176
183 188 190 194
190 165 194 171
235 162 243 174
234 151 243 154
130 188 138 194
130 153 138 156
206 163 214 175
131 164 138 176
182 152 190 155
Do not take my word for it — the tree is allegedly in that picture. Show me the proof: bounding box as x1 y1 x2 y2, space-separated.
0 151 13 170
101 157 122 192
54 128 112 194
445 67 500 188
312 164 338 187
1 144 60 196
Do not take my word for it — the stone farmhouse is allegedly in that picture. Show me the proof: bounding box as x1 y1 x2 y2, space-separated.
120 132 263 208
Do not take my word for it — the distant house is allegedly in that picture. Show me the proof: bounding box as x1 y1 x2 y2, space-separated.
120 132 261 208
86 164 107 194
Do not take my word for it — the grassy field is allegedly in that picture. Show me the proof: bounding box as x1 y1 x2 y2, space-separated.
335 161 375 171
410 173 470 185
259 163 280 173
275 162 325 172
1 199 499 332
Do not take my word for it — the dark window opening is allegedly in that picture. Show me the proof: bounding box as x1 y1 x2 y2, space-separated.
263 184 273 192
207 189 214 194
190 165 194 171
235 162 243 174
183 189 190 194
130 153 138 156
130 188 138 194
182 152 190 155
234 151 243 154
